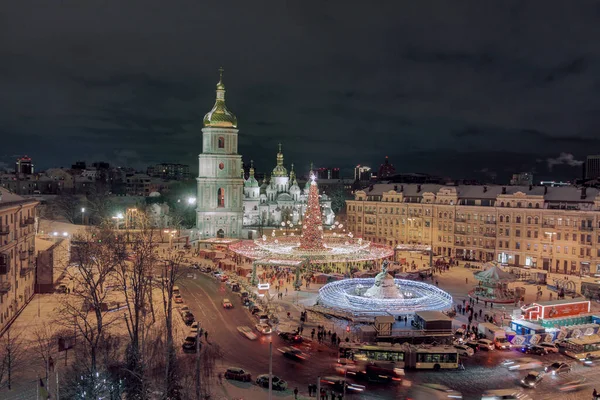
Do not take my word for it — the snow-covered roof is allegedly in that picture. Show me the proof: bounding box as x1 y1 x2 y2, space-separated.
358 184 600 203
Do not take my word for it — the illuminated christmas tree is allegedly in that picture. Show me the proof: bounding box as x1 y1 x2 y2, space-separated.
299 173 325 250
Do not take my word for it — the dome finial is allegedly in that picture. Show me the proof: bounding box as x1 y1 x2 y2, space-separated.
278 142 282 154
216 67 225 90
250 159 254 168
203 67 237 128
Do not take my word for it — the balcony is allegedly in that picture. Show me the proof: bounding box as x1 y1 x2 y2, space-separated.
483 232 497 237
579 226 594 231
364 210 376 215
28 248 35 255
20 220 28 228
454 230 466 235
19 266 33 277
484 220 496 225
0 258 8 275
542 223 555 228
0 282 11 294
25 216 35 225
455 217 466 223
19 251 28 261
0 226 9 235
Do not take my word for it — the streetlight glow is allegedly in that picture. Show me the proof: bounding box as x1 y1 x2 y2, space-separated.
187 197 196 205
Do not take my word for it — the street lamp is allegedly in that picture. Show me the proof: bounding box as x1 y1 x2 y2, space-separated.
187 197 196 205
112 213 124 230
81 208 85 225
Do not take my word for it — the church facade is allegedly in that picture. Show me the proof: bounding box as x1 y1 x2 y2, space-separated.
196 71 334 239
196 70 243 239
242 145 335 233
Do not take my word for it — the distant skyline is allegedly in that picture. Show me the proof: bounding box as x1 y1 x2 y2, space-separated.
2 2 599 182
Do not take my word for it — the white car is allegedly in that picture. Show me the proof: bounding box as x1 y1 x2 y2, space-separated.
477 339 495 351
454 344 474 357
538 342 559 353
237 326 258 341
502 357 542 371
255 323 272 334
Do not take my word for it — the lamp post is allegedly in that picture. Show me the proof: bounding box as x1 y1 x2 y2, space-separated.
112 213 124 230
81 208 85 225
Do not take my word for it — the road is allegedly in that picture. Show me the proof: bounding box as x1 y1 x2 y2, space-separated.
178 271 600 400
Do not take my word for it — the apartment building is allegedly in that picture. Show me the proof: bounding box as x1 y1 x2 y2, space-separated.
0 187 38 333
346 184 600 276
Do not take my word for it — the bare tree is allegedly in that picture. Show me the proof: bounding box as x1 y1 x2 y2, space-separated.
58 228 119 376
114 215 158 399
33 325 58 387
157 250 187 399
50 193 82 224
0 329 26 390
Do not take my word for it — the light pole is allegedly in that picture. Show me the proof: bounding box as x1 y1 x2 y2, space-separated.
268 340 273 400
112 213 124 230
81 207 85 225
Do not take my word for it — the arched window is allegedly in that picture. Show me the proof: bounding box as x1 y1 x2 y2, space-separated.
535 203 540 208
506 216 510 223
517 202 522 208
499 216 504 223
218 137 225 148
528 203 532 208
527 217 532 224
500 202 504 207
217 188 225 207
534 217 539 225
516 216 521 223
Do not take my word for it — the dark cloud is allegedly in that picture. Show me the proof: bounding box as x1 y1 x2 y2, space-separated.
1 1 599 181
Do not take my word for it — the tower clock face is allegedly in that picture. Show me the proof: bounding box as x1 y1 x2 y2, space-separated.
219 162 224 170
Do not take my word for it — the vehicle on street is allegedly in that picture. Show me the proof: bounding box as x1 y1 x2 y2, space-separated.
480 389 531 399
250 305 261 314
319 377 365 393
544 362 571 375
278 331 303 343
182 335 198 353
237 326 258 341
407 383 463 399
278 346 309 361
224 367 251 382
454 344 474 357
190 322 200 334
231 283 240 292
219 275 228 282
502 357 542 371
255 323 272 334
520 371 543 388
477 339 495 351
179 305 190 314
173 285 180 295
478 323 511 350
222 298 233 309
190 264 199 270
256 374 287 391
182 311 195 325
464 341 480 352
558 378 590 393
174 294 183 303
55 284 68 294
520 344 547 356
538 342 560 353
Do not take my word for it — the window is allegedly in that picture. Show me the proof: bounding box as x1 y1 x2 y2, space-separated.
516 216 521 223
499 216 504 223
219 162 224 170
516 229 520 237
218 136 225 148
217 188 225 207
506 216 510 223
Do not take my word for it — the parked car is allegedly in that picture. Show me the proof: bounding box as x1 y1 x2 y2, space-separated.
174 294 183 304
463 341 480 353
278 331 303 344
477 339 495 351
182 311 195 326
521 345 547 356
520 371 543 388
224 367 251 382
182 335 198 353
222 299 233 309
277 346 309 361
320 377 365 393
190 264 200 270
255 323 272 334
219 275 228 282
250 305 261 314
454 344 475 357
231 283 240 292
237 326 258 341
190 322 200 334
256 374 287 391
179 305 190 314
545 362 571 375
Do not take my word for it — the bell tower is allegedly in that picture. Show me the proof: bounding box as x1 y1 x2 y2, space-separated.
196 68 243 238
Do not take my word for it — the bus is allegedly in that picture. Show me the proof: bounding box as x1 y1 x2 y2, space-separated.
562 334 600 360
338 343 459 372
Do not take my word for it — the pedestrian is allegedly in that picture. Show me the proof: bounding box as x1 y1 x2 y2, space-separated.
294 387 299 399
484 300 487 308
320 388 326 400
594 388 598 399
338 393 343 400
330 390 336 400
479 309 482 317
465 277 468 284
286 287 288 295
218 373 223 385
490 302 493 309
48 356 54 372
435 280 439 287
311 329 315 340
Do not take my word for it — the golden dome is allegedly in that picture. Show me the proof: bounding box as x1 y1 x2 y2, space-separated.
203 67 238 128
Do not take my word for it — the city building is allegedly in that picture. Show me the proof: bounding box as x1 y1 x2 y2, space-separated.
242 147 335 234
315 167 340 180
0 187 38 333
35 237 69 293
377 156 396 180
510 172 533 186
196 69 243 239
346 183 600 275
148 163 190 180
354 165 372 182
585 155 600 180
15 156 34 175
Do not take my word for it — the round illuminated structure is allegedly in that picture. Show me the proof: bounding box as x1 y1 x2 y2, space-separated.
318 265 453 313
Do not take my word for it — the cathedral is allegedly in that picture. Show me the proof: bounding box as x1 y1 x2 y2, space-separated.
197 70 334 239
242 145 335 232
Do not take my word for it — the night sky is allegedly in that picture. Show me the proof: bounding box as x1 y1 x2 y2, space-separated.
1 2 599 182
